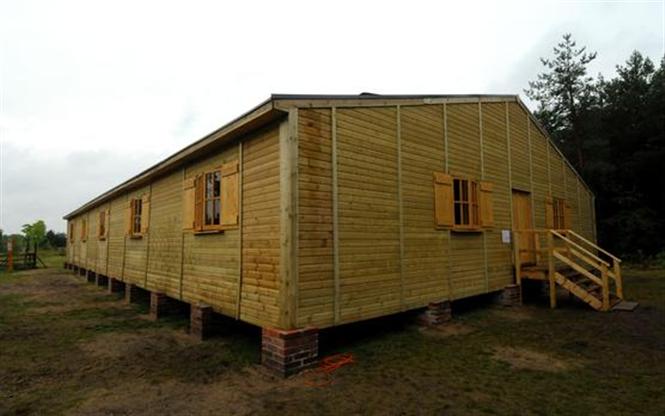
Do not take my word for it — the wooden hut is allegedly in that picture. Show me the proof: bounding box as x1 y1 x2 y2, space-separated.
64 94 623 376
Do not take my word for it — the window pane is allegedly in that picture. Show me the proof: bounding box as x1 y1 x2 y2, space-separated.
454 180 460 201
461 181 468 202
206 173 214 198
462 204 469 225
454 203 461 225
213 199 220 224
214 171 221 197
205 200 213 225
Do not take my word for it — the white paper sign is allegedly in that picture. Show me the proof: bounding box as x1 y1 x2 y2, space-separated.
501 230 511 244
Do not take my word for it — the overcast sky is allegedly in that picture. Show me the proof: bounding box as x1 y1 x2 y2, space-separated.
1 0 663 234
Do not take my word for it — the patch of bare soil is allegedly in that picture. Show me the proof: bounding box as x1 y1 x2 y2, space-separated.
80 329 194 359
492 346 579 372
419 322 475 338
489 306 535 322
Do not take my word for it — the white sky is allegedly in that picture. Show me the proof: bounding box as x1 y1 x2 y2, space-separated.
1 0 663 234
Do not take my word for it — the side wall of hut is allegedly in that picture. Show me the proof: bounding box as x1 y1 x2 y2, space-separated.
295 100 596 328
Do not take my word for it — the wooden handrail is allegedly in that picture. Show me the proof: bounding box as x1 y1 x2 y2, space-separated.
552 251 604 287
550 230 610 267
566 229 622 263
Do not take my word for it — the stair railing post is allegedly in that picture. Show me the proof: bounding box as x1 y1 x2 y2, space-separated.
601 263 610 311
547 231 556 309
613 260 623 300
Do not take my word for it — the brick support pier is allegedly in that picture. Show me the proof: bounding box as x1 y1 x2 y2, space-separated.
149 292 178 320
190 304 219 340
418 300 453 327
495 284 521 306
107 277 124 294
261 327 319 377
95 274 108 287
125 284 142 304
79 267 87 277
86 270 96 283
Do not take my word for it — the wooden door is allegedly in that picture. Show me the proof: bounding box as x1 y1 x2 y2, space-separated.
512 190 536 264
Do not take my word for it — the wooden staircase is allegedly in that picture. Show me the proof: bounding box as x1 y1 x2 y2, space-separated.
513 229 624 312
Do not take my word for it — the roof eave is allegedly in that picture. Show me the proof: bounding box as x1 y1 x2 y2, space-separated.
63 97 285 220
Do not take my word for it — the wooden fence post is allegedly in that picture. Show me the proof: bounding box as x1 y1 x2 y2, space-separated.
7 238 14 273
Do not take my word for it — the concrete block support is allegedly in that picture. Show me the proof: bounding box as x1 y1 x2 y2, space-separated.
107 277 124 294
495 284 521 306
190 304 219 340
149 292 178 320
261 327 319 377
418 300 453 327
125 283 142 304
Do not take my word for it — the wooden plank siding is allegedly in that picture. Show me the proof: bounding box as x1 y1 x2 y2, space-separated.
239 123 282 327
294 99 596 329
296 109 334 327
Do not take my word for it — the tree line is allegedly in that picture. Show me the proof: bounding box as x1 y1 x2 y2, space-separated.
526 34 664 260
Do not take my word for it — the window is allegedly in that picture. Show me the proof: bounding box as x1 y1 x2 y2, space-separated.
453 178 480 229
99 210 106 239
434 172 493 230
552 198 565 229
189 161 239 233
204 170 222 228
130 198 142 235
69 223 75 244
81 219 87 242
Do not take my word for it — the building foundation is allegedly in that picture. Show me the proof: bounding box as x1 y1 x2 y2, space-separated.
107 277 124 294
495 284 522 306
261 327 319 377
149 292 179 320
418 300 453 327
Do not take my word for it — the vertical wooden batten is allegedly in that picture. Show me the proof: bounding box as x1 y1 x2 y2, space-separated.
235 141 244 320
479 102 489 291
332 107 340 325
144 183 153 287
279 109 299 329
179 167 186 300
443 103 452 300
527 115 536 223
396 105 405 310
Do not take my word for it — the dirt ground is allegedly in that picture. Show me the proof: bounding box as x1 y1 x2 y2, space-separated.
1 264 664 415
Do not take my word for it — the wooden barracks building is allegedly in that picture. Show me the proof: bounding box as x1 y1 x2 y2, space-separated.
64 94 623 376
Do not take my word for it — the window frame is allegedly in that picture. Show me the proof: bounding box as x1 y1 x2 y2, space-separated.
81 218 87 242
452 176 482 232
552 197 566 230
130 198 143 238
201 169 223 231
98 210 106 240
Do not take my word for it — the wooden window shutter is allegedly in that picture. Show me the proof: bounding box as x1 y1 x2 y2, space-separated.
105 210 110 238
141 195 150 234
545 197 554 229
193 175 204 231
433 171 454 228
564 202 572 230
182 177 196 230
126 199 134 235
221 160 240 226
479 181 494 227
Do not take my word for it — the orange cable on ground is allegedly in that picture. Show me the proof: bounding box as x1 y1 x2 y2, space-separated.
303 353 355 387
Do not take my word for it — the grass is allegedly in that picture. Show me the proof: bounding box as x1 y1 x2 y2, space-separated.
0 254 663 415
